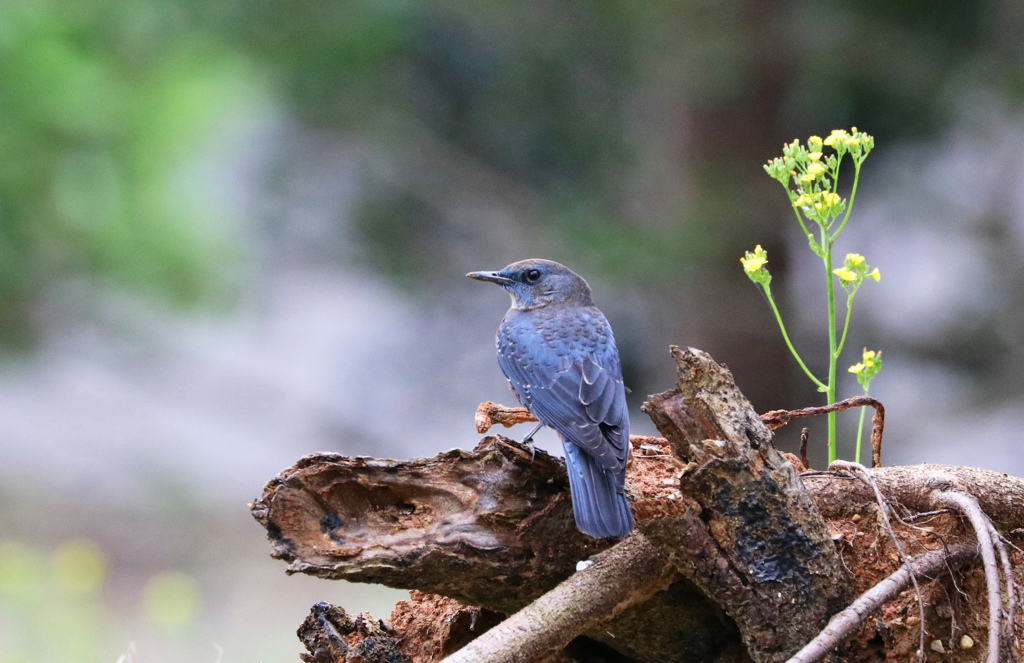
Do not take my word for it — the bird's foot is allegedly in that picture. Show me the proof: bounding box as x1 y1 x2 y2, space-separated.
520 421 544 444
519 422 545 459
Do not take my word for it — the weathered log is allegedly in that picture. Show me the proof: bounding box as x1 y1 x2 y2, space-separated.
639 347 854 663
252 432 739 661
251 435 668 614
254 347 851 662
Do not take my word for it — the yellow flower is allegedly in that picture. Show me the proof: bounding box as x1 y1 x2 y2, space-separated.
740 245 768 273
808 151 823 161
833 267 857 283
799 173 815 184
845 253 865 266
823 129 849 147
850 348 883 385
868 268 881 281
857 348 881 371
806 162 825 176
741 245 772 287
808 135 823 149
822 192 841 206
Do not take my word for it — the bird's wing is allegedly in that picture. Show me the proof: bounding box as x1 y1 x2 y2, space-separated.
497 311 629 472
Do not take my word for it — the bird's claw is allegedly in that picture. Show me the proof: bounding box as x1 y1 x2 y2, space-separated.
519 421 545 459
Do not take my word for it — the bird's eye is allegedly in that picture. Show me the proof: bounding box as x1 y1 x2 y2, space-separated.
524 269 542 282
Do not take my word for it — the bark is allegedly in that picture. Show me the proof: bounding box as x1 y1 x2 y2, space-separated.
297 602 410 663
806 463 1024 529
250 438 603 615
640 347 853 662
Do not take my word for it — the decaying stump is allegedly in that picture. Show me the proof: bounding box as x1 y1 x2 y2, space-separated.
640 347 854 661
252 347 1024 663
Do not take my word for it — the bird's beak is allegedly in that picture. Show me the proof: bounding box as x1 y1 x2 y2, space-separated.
467 270 515 286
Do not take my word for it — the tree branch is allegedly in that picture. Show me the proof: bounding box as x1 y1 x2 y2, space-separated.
784 543 978 663
439 533 674 663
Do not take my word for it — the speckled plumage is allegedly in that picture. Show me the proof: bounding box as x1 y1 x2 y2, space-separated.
468 259 633 538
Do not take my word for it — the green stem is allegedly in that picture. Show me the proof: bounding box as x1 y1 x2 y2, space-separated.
831 159 862 241
791 201 814 243
823 229 838 462
854 385 870 464
763 282 826 391
836 284 860 358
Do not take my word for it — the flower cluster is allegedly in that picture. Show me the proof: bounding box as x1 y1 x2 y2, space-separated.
823 127 874 160
763 128 874 245
740 244 771 286
833 253 881 289
849 348 882 390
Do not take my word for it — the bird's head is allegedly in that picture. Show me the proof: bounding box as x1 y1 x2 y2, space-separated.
467 259 595 311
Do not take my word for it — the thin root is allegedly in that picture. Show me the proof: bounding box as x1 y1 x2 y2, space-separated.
931 490 1007 663
830 461 928 662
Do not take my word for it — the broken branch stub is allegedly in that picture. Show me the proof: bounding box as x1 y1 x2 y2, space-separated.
641 346 853 663
250 439 607 614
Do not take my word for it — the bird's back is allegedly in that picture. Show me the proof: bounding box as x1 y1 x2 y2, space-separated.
497 304 629 473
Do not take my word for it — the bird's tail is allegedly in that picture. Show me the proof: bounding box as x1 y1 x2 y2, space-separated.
562 442 634 538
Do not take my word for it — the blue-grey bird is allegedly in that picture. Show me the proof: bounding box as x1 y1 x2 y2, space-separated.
467 259 634 538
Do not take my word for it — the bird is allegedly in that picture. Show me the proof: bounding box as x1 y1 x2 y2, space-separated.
467 259 634 538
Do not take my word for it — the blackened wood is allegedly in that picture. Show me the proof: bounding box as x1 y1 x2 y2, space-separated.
641 347 853 663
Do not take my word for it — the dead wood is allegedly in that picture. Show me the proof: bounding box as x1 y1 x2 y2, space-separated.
804 464 1024 531
640 347 853 662
389 591 505 662
830 460 931 661
297 602 410 663
252 432 739 662
253 346 1024 663
440 533 675 663
800 465 1024 662
762 396 885 467
250 439 605 614
474 401 537 434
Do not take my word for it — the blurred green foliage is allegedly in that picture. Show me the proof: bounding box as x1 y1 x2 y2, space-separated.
0 538 201 663
0 539 111 662
1 0 1022 344
0 0 266 345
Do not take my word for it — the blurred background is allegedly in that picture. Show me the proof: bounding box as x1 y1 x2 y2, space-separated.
3 0 1024 660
